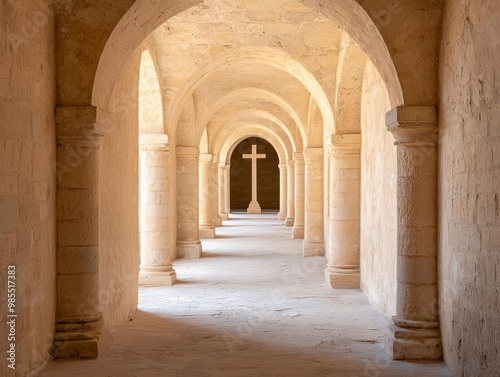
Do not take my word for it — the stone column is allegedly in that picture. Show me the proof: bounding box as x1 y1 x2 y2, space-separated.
138 133 176 285
277 163 287 220
325 134 361 289
224 164 231 218
303 147 325 256
285 160 295 226
176 146 202 258
385 106 441 360
211 158 223 227
292 153 305 239
54 106 103 358
219 164 229 220
198 153 216 238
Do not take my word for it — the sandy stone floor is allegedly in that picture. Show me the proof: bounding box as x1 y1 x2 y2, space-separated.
38 213 451 377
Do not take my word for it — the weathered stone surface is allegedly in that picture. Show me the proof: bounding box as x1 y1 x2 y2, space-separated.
439 1 500 376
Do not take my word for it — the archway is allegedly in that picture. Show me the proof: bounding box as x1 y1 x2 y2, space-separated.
52 0 443 363
229 137 280 212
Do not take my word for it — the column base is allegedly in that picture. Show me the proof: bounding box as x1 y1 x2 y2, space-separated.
277 211 287 220
247 200 262 214
292 225 304 239
220 213 229 220
212 216 223 227
177 241 202 258
54 316 104 359
285 217 295 226
139 266 176 285
386 317 442 360
199 226 216 239
303 241 325 257
325 267 360 289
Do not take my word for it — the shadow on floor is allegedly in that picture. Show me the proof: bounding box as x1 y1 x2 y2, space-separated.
38 310 451 377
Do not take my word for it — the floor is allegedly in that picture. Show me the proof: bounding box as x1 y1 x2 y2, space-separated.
38 213 451 377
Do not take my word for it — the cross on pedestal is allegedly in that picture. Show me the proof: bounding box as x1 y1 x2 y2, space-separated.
243 145 266 214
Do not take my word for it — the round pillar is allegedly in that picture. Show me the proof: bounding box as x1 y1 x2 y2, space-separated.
277 163 287 220
325 134 361 289
292 153 305 238
210 159 222 227
176 146 202 258
138 134 176 285
218 164 229 220
285 160 295 226
55 106 103 358
303 147 325 256
385 106 442 360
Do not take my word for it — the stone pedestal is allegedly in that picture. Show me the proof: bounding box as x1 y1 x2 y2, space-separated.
54 106 104 358
385 106 442 360
292 153 305 239
325 134 361 289
285 159 295 226
177 146 202 258
138 133 176 286
247 200 262 214
199 153 216 238
303 147 325 256
277 163 287 220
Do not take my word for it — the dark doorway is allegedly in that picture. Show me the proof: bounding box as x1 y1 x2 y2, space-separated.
230 137 279 210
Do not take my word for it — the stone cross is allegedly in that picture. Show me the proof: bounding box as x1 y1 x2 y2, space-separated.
243 145 266 214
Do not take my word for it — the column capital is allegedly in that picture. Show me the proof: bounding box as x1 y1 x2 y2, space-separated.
293 152 304 163
56 105 104 148
386 106 438 146
176 146 200 156
139 133 171 150
278 163 287 169
287 159 295 166
327 133 361 156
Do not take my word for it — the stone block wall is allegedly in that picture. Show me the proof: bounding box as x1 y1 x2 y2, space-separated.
99 53 140 335
439 1 500 375
0 0 57 374
359 61 397 317
230 137 280 210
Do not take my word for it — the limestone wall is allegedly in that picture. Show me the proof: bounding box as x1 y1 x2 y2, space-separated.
359 62 397 317
99 54 140 334
439 1 500 375
0 0 57 374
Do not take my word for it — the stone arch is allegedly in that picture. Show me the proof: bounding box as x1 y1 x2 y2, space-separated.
218 126 290 165
197 87 307 146
90 0 411 114
169 47 332 144
209 109 299 157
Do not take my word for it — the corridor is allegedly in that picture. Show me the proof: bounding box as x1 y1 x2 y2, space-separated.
38 214 450 377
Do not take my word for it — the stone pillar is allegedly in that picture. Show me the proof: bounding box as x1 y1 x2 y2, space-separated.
54 106 104 358
224 164 231 218
285 160 295 226
218 164 229 220
277 163 287 220
211 158 223 227
199 153 216 238
176 146 202 258
303 147 325 256
292 153 305 239
138 133 176 285
385 106 441 360
325 134 361 289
